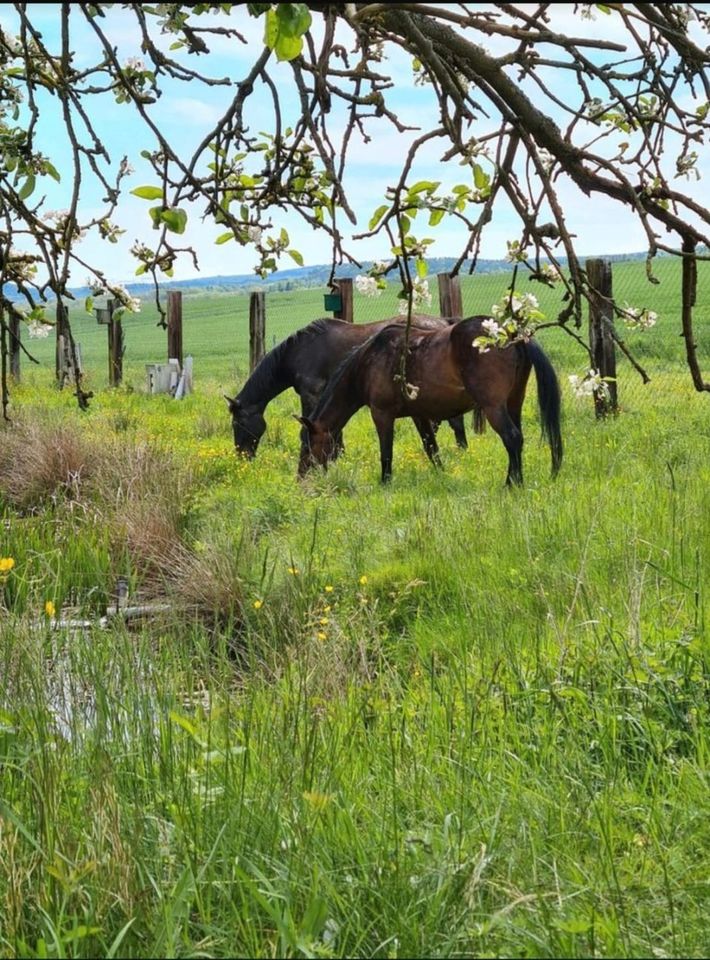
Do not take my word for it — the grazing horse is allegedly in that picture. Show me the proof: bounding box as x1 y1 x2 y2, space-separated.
224 315 468 457
298 316 562 485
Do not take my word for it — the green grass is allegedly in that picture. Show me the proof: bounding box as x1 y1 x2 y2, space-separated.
2 267 710 957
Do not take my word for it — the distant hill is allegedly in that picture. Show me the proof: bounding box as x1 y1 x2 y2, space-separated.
3 250 663 303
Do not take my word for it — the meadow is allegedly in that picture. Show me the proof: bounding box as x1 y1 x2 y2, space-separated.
2 258 710 958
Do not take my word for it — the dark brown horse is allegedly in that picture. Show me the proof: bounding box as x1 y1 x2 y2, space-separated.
224 315 468 457
298 317 562 485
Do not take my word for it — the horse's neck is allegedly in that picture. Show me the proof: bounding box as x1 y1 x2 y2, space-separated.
318 370 363 433
238 350 293 409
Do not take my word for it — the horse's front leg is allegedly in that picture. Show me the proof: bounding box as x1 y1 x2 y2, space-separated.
412 417 443 468
371 408 395 483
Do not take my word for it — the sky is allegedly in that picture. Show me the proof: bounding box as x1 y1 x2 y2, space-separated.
3 3 710 285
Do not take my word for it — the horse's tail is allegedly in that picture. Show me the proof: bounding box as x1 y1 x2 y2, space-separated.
472 407 486 434
525 340 563 476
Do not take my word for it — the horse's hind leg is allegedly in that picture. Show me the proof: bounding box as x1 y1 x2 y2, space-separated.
447 414 468 449
484 404 523 486
412 417 443 468
371 408 396 483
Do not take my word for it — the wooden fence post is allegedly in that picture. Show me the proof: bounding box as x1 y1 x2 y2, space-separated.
55 302 69 382
587 257 618 417
107 299 123 387
167 290 183 367
334 278 354 323
249 290 266 372
437 272 463 318
9 312 20 381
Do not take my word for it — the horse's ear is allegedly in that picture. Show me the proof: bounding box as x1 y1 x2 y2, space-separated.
224 395 240 411
293 414 314 431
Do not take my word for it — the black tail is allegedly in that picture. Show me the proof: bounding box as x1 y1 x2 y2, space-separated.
472 407 486 434
525 340 563 476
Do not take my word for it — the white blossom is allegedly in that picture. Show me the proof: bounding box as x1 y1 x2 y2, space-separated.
42 209 70 223
620 302 658 331
505 240 529 263
397 277 432 314
569 369 612 400
579 4 596 20
540 263 563 284
27 320 53 339
355 275 381 297
247 225 262 243
125 56 145 71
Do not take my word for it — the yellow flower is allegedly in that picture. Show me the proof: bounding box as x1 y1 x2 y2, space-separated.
319 617 328 626
317 631 327 641
359 575 368 586
324 584 334 593
44 600 56 618
288 566 300 576
253 599 263 610
0 557 15 574
323 605 331 613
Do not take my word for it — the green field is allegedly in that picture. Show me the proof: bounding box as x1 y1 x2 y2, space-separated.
17 254 710 398
2 261 710 958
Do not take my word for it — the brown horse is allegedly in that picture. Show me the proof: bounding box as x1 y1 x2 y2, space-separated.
224 315 468 458
298 317 562 485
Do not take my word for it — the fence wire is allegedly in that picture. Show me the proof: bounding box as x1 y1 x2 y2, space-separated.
262 257 710 411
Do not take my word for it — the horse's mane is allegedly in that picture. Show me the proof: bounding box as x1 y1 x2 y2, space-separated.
237 317 336 403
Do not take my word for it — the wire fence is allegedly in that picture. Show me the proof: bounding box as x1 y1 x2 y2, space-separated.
260 256 710 411
10 255 709 410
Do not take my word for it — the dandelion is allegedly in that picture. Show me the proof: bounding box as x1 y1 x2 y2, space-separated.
0 557 15 574
317 631 327 641
359 575 368 586
44 600 56 617
319 617 328 626
324 584 334 593
288 566 299 576
253 599 263 610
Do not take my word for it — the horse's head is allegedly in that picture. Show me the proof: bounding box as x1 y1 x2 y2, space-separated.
224 395 266 458
296 415 337 477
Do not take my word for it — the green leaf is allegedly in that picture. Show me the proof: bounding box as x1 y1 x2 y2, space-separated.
264 8 279 48
368 204 389 230
84 295 94 313
288 249 304 266
398 214 411 237
215 232 234 244
280 227 289 245
276 3 312 36
134 264 147 275
274 33 302 61
160 208 188 234
43 161 61 183
415 258 428 278
148 206 162 228
473 163 489 190
131 185 163 200
408 180 440 196
428 208 445 227
18 174 35 201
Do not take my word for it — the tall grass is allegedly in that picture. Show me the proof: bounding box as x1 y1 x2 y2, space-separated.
1 283 710 957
